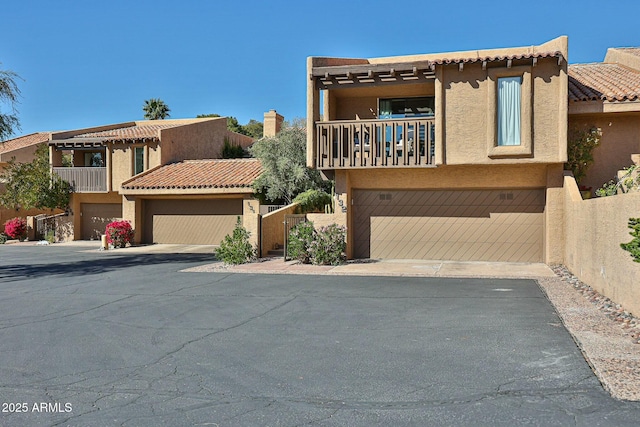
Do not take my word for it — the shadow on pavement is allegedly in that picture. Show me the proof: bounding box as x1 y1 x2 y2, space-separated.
0 253 215 282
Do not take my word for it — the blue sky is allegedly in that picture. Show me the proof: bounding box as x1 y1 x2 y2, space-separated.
3 0 639 138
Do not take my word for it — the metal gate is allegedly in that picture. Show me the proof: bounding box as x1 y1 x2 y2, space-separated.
283 214 307 261
35 213 65 241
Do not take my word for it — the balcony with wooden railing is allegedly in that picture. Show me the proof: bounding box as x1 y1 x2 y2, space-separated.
53 167 107 192
315 118 435 169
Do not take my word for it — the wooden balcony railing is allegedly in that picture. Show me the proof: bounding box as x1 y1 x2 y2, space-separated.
315 118 435 169
53 167 107 192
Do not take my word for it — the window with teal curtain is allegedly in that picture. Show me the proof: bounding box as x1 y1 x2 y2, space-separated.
497 76 521 146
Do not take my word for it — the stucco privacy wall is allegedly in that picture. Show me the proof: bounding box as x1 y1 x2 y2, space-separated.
260 203 299 257
243 199 260 250
563 174 640 315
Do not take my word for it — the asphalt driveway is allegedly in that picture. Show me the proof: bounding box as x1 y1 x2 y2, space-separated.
1 244 639 426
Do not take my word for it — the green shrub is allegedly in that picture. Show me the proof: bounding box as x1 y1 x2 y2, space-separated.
621 218 640 263
287 221 315 263
221 138 245 159
45 230 56 244
293 189 332 214
216 218 255 264
565 126 601 185
595 165 639 197
0 233 7 244
308 224 346 266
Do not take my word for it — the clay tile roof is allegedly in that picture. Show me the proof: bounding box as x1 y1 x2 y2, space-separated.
0 132 50 154
616 48 640 57
431 51 563 66
569 63 640 102
75 123 179 140
121 158 262 191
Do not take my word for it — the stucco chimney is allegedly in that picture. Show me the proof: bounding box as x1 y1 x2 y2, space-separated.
263 109 284 138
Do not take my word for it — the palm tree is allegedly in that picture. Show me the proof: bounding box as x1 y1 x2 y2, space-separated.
142 98 170 120
0 65 22 141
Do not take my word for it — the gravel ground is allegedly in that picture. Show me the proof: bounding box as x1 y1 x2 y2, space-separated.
538 265 640 401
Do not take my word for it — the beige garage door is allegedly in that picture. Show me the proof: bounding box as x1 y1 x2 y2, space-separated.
81 203 122 240
353 189 545 262
144 199 242 245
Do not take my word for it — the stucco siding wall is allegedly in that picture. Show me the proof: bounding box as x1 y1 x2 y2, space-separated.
442 58 564 165
563 175 640 315
346 164 550 190
147 141 161 169
160 118 229 164
0 144 41 164
111 145 132 191
329 83 435 121
569 113 640 191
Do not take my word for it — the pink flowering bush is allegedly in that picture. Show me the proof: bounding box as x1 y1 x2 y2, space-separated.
105 220 134 248
4 217 27 241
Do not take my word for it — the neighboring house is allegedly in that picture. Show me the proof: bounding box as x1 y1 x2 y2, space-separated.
0 132 63 225
568 47 640 191
120 158 261 245
49 117 256 243
306 36 568 263
0 132 50 171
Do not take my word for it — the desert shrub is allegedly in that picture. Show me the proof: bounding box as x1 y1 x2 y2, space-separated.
105 220 134 248
287 221 315 263
0 233 7 244
595 165 640 197
621 218 640 263
4 217 27 241
216 218 255 264
45 230 56 244
293 189 332 214
308 224 346 266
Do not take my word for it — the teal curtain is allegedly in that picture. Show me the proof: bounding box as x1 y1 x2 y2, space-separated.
497 77 521 146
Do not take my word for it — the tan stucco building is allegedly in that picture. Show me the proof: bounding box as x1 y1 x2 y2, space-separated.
307 36 569 263
0 132 65 225
48 117 257 243
568 47 640 191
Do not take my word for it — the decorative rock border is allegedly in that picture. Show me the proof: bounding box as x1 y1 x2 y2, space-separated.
539 265 640 401
550 265 640 345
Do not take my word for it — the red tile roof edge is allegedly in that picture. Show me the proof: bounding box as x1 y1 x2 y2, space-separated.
120 158 262 191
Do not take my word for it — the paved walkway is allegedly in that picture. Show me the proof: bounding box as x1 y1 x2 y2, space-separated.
186 257 556 279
